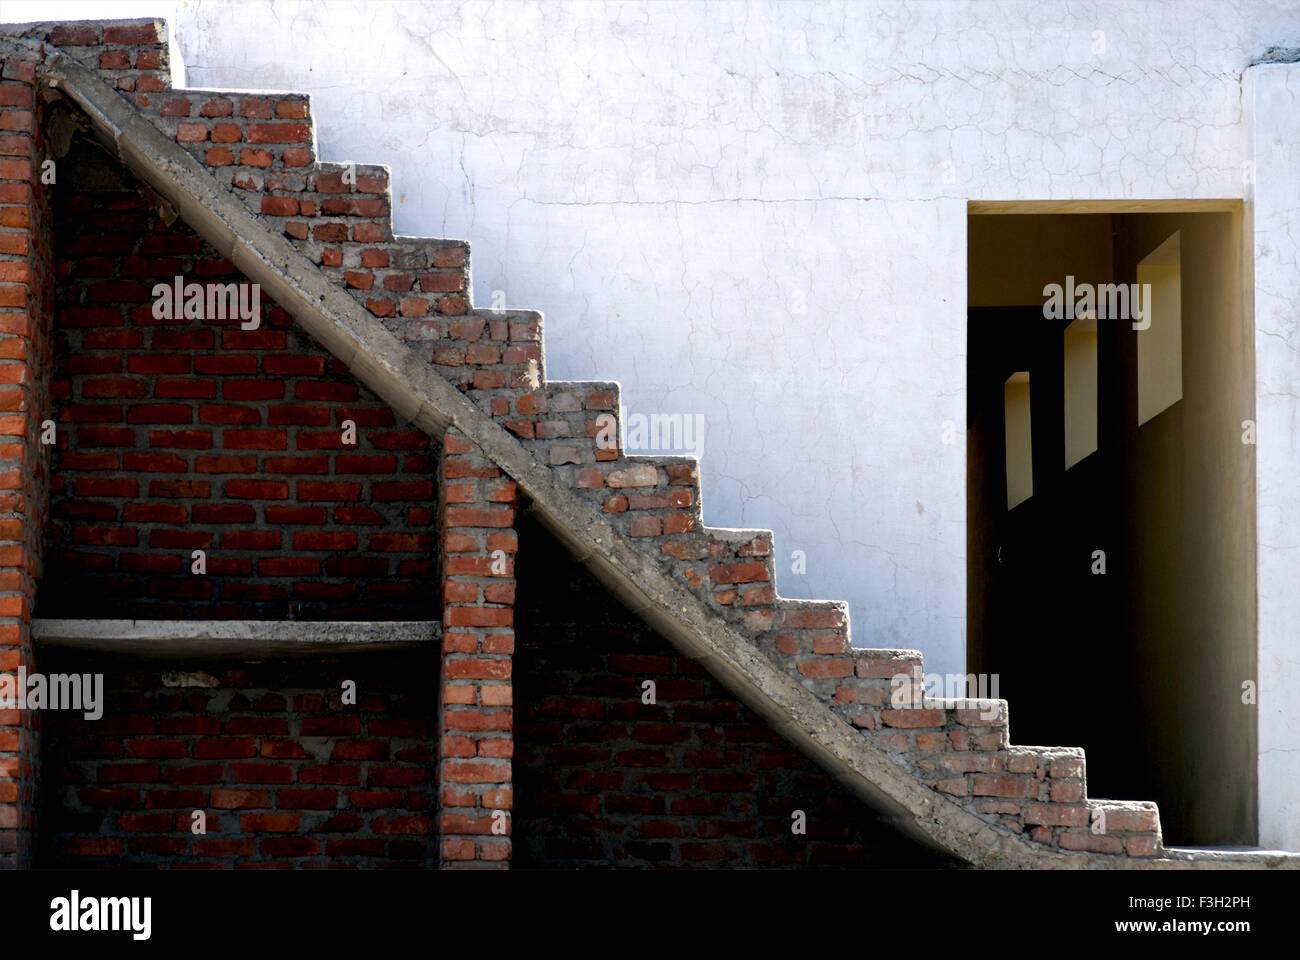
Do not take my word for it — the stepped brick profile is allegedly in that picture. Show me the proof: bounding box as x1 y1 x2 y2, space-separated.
0 18 1293 870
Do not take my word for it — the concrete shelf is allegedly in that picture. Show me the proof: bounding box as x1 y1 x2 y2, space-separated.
30 619 441 660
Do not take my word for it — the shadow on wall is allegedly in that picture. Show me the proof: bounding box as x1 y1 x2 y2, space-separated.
511 515 961 870
36 649 439 868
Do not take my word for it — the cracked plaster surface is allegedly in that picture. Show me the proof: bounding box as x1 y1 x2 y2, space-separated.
1246 61 1300 853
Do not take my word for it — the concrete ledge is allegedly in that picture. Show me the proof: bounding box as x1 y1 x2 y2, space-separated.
31 619 440 659
1161 847 1300 868
969 199 1242 215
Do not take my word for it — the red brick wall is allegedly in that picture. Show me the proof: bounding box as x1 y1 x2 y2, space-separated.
43 173 439 621
512 517 957 869
436 428 517 868
37 651 436 868
0 51 55 870
28 19 170 95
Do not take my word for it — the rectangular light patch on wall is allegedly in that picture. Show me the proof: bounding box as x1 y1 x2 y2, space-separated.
1136 232 1183 426
1005 371 1033 509
1064 316 1099 468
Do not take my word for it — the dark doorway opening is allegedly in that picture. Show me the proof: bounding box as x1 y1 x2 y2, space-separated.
966 208 1256 846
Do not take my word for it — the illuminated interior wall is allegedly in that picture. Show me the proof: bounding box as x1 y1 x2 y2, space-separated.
969 208 1255 845
1063 317 1099 469
1003 373 1033 509
1114 211 1255 845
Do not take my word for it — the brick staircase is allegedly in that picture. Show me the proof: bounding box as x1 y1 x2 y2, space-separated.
0 18 1275 867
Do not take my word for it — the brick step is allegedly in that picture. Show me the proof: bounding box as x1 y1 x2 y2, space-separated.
315 234 471 335
1001 794 1162 856
262 162 394 253
589 522 773 626
850 646 926 681
321 234 468 311
137 88 317 180
306 162 390 198
939 744 1075 780
928 696 1008 734
830 648 924 721
1078 800 1162 856
129 87 478 334
555 448 699 491
545 455 701 542
503 379 621 455
740 599 849 696
23 19 173 96
773 597 850 636
507 380 621 456
943 745 1083 824
595 483 701 543
128 88 484 333
389 306 543 393
673 527 777 629
260 169 390 235
915 748 1161 856
629 523 772 585
826 648 919 731
697 527 775 591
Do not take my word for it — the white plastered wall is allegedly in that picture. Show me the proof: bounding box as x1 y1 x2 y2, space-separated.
1245 60 1300 854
